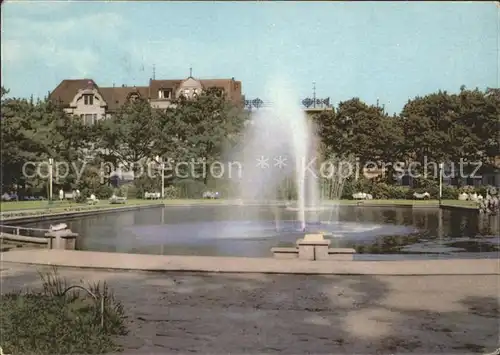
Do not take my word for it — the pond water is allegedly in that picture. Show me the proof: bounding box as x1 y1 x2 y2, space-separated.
25 205 499 259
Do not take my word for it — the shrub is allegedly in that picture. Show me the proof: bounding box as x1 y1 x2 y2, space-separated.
475 185 492 197
0 268 127 355
163 185 179 199
370 182 391 199
124 184 141 199
95 185 114 199
174 179 207 199
458 185 475 194
75 193 87 203
340 178 355 199
387 185 409 199
410 178 439 198
442 185 459 199
340 177 373 199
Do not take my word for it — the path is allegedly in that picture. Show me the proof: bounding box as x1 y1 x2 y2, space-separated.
1 263 498 354
2 249 499 275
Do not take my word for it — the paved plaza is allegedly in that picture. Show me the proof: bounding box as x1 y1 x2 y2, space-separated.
1 262 498 354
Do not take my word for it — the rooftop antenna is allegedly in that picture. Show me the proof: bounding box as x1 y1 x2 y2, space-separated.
152 64 156 80
313 81 316 108
189 66 193 78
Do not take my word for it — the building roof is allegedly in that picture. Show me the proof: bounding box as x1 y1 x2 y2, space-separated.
99 86 149 111
49 79 99 105
49 77 242 109
149 79 182 96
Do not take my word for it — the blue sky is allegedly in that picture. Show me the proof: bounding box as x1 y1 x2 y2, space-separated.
1 1 498 114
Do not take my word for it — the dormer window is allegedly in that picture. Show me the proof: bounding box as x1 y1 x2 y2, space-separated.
83 94 94 105
158 89 172 99
129 93 139 102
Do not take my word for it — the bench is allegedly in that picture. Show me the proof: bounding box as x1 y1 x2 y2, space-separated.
144 192 161 199
109 196 127 204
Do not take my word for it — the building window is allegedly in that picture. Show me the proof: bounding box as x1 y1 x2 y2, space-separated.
84 114 96 125
83 94 94 105
158 89 172 99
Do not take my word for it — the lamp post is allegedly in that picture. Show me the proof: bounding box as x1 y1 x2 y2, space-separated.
438 162 444 206
48 158 54 205
155 155 165 199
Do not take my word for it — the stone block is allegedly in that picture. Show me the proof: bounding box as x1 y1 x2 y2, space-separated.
45 229 78 250
298 245 315 260
328 248 356 261
329 254 354 261
296 234 331 261
314 245 330 260
271 247 298 259
303 234 325 242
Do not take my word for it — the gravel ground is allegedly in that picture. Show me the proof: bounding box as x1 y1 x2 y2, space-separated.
1 262 498 354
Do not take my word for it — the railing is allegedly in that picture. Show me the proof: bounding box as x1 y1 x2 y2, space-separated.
243 97 332 111
0 224 52 245
0 224 50 238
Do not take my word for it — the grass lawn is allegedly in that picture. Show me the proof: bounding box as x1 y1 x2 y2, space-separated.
334 199 477 207
0 198 163 212
0 198 477 214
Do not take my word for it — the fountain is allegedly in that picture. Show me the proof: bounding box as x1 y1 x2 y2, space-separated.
117 79 417 259
231 78 325 231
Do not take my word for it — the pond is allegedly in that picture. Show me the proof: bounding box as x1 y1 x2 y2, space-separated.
24 205 499 259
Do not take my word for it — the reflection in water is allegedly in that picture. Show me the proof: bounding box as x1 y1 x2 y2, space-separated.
24 206 499 259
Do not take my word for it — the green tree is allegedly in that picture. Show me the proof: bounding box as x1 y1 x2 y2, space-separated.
1 87 44 191
159 88 247 184
97 97 161 173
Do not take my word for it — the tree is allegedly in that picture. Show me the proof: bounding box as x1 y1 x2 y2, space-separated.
318 98 401 164
1 87 43 190
401 91 459 168
159 88 247 184
402 88 499 173
97 97 162 174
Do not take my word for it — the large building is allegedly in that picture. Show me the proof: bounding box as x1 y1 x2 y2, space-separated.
49 75 243 124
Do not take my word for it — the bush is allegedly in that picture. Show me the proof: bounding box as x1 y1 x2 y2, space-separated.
442 185 459 199
0 268 127 355
124 184 141 199
338 178 464 200
95 185 114 199
410 178 439 198
174 179 207 199
163 185 179 199
458 185 475 194
387 185 409 199
133 176 160 199
340 177 373 199
75 193 87 203
114 184 133 198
